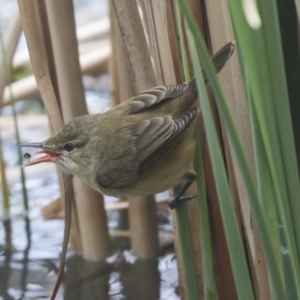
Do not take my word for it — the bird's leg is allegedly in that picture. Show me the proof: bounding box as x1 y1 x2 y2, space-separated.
168 171 197 209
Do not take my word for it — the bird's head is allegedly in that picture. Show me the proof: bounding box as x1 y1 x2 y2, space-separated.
20 115 95 177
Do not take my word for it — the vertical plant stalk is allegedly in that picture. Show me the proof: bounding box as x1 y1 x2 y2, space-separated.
0 12 22 107
194 131 218 300
155 3 190 298
228 0 300 297
278 0 300 171
165 0 184 83
202 133 239 300
45 0 111 260
112 7 136 103
137 0 163 84
111 13 159 295
109 4 121 107
203 0 270 297
168 3 205 298
186 7 231 294
111 0 159 257
17 0 64 129
277 0 300 252
17 1 80 299
0 137 9 213
0 13 21 213
174 201 201 299
187 30 255 299
150 1 203 297
0 17 28 211
180 0 287 297
111 0 157 90
173 3 190 79
147 0 177 85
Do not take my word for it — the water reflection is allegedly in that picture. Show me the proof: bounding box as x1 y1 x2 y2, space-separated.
19 216 31 300
64 255 160 300
0 215 178 300
120 258 160 300
0 218 14 300
0 216 63 299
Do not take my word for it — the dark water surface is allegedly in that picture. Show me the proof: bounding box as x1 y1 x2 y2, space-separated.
0 213 178 300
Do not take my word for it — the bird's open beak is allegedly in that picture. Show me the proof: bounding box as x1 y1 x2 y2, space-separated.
19 142 61 167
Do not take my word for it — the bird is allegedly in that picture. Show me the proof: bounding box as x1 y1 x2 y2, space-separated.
20 42 234 208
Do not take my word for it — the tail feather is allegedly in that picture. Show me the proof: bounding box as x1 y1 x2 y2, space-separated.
188 41 235 93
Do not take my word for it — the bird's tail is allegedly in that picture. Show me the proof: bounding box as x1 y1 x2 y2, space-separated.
188 41 235 95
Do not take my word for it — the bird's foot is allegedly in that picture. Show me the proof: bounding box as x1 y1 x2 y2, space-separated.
168 195 197 209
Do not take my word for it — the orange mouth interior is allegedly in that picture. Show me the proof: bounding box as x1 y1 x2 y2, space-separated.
22 149 61 167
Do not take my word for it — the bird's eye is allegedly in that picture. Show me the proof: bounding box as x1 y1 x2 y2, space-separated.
64 143 75 152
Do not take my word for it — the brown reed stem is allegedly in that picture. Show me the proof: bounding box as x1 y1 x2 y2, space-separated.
110 0 159 257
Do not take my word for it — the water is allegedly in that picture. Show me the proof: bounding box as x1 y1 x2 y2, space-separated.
0 215 178 300
0 1 179 299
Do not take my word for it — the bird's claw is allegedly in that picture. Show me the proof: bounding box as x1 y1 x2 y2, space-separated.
168 195 197 209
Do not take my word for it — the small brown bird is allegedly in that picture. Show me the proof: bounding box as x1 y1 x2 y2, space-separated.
21 42 234 208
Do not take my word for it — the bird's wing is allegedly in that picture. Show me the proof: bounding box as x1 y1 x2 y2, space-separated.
135 108 197 176
95 108 197 190
95 146 139 190
128 84 189 114
128 41 235 115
